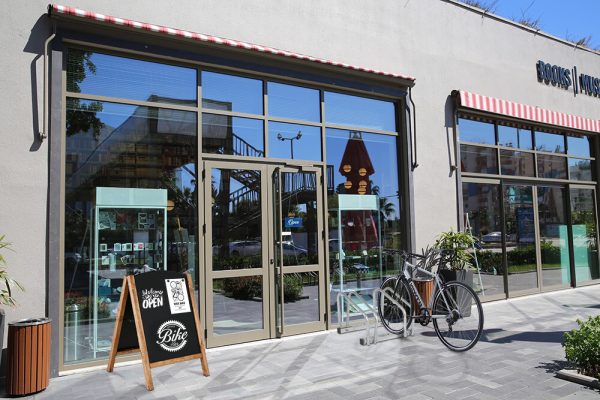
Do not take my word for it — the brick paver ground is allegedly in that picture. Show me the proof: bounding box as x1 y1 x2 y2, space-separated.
25 285 600 399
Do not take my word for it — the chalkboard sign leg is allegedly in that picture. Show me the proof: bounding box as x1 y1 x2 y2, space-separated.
128 276 155 391
185 273 210 377
107 277 130 373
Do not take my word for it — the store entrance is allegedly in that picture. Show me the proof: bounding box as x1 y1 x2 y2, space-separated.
204 161 327 347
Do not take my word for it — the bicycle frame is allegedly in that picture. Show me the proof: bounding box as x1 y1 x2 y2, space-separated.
397 258 455 320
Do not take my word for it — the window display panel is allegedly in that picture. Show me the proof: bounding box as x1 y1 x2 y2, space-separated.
66 49 197 106
500 150 535 177
569 158 593 181
462 182 504 299
498 124 532 149
268 122 321 161
202 71 263 115
537 186 571 288
326 129 401 320
567 134 592 157
460 144 498 174
64 99 198 365
537 154 567 179
535 131 565 153
458 118 495 145
202 114 264 157
570 188 600 283
324 92 395 132
267 82 320 122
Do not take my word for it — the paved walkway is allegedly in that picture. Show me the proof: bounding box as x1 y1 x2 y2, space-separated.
30 286 600 399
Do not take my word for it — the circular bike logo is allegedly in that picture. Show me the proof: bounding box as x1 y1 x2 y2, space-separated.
156 320 188 352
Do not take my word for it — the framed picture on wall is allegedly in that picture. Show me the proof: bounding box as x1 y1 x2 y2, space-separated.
113 243 122 252
123 243 132 251
99 243 108 252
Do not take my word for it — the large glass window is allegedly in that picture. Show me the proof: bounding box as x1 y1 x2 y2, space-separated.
64 98 198 365
67 49 197 106
570 188 600 284
567 134 592 157
498 124 532 149
500 150 535 177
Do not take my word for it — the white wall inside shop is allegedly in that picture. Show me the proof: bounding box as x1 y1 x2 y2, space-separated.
2 0 600 343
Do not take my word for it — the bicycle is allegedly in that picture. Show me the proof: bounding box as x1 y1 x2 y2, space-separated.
377 249 484 351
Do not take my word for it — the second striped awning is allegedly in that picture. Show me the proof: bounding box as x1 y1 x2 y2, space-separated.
457 90 600 133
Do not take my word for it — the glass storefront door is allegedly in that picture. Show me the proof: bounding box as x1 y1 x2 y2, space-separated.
503 184 540 296
272 166 326 337
204 161 326 346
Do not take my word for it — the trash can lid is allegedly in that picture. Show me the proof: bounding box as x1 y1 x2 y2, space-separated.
9 317 51 327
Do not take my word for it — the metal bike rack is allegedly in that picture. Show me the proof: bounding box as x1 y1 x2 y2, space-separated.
336 290 379 345
372 287 412 338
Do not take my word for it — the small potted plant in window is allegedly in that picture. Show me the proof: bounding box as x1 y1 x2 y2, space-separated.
0 235 24 362
434 229 476 286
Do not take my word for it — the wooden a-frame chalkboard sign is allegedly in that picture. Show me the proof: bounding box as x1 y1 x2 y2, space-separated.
107 271 209 391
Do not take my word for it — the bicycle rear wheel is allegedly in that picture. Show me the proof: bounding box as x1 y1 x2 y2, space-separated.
432 281 483 351
377 277 412 335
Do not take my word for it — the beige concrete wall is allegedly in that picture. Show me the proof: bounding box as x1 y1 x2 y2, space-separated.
1 0 600 344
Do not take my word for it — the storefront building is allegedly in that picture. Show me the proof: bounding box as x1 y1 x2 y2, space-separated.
1 0 600 376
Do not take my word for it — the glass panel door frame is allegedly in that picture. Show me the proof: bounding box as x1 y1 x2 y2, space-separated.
568 184 600 287
502 182 542 298
204 161 270 347
537 184 572 292
268 164 327 338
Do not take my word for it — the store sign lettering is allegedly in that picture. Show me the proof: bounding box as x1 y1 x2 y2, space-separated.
536 60 600 98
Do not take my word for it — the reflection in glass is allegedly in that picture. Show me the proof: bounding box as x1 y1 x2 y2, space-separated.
269 122 321 160
460 144 498 174
569 158 593 181
500 150 535 176
570 188 600 283
202 114 264 157
212 277 263 335
67 49 197 106
64 99 198 364
504 185 538 293
535 131 565 153
282 273 320 325
567 134 592 157
537 186 570 287
326 129 400 321
459 118 495 145
498 124 532 149
268 82 320 122
537 154 567 179
462 182 504 299
211 168 262 270
278 171 319 266
324 91 395 131
202 71 263 115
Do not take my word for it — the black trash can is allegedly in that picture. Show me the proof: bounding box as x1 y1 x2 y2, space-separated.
7 317 51 396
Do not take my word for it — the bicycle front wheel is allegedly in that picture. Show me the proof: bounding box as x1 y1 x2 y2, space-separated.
377 277 413 335
432 281 483 351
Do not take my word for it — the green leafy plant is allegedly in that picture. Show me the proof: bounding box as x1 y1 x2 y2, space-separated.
434 230 476 270
563 315 600 379
0 235 24 307
283 275 304 302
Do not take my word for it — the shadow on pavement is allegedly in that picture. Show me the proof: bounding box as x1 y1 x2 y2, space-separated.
480 328 565 344
536 359 572 374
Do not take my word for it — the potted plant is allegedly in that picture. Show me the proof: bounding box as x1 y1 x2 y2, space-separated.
434 230 476 286
0 235 24 362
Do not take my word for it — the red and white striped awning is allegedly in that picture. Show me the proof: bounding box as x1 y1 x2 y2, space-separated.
458 90 600 133
49 4 415 83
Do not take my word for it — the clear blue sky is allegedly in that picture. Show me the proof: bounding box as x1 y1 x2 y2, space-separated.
489 0 600 49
